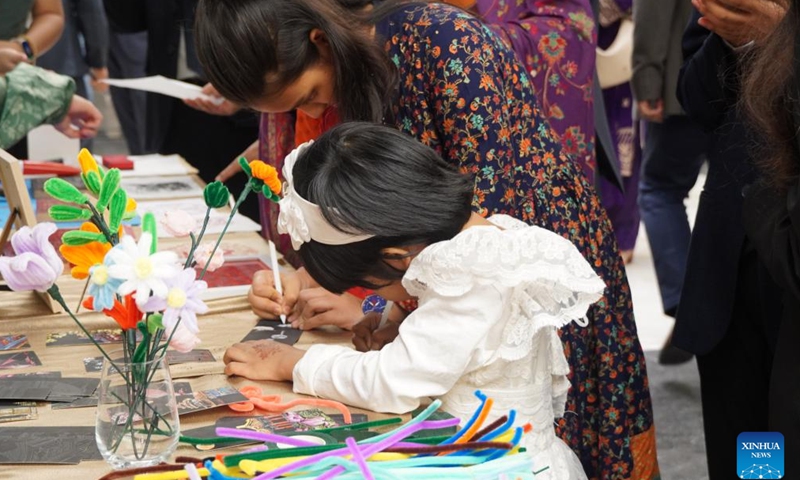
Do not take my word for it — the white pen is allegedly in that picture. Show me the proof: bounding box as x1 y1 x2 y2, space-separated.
268 240 287 324
379 300 395 330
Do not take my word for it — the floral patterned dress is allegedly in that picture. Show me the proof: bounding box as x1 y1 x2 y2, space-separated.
474 0 598 182
378 4 659 479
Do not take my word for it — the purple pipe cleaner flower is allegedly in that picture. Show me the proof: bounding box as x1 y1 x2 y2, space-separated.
0 223 64 292
143 268 208 333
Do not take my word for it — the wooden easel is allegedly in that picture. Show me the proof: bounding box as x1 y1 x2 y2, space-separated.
0 149 62 313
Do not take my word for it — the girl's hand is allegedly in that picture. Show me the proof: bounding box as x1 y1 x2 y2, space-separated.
184 83 241 116
0 47 28 74
248 267 316 319
55 95 103 139
216 140 258 182
223 340 305 381
289 289 362 331
249 269 304 319
351 312 401 352
89 67 109 93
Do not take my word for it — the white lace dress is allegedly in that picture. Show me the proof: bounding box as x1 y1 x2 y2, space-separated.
293 215 606 479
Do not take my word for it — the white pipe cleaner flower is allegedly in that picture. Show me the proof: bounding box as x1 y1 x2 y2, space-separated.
106 232 181 307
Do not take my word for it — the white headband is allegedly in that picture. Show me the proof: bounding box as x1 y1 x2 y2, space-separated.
277 140 375 250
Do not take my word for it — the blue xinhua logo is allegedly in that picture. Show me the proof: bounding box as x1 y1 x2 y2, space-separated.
738 432 784 479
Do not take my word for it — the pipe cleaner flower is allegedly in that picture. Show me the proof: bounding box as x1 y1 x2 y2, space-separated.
169 321 202 353
83 294 142 330
194 242 225 272
204 181 230 209
78 148 100 175
250 160 282 195
238 157 282 202
142 268 208 334
106 232 181 308
158 210 197 237
86 253 123 311
59 224 112 280
0 223 63 292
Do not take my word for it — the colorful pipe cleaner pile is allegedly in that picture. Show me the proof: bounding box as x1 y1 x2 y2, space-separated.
129 392 548 480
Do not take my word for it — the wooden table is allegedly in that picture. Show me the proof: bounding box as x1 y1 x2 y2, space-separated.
0 250 388 479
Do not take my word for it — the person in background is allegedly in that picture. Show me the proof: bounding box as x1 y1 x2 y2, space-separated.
676 0 788 477
740 0 800 476
595 0 641 265
0 63 103 149
631 0 706 365
102 0 260 221
38 0 109 150
195 1 660 478
107 30 148 155
0 0 66 158
469 0 597 182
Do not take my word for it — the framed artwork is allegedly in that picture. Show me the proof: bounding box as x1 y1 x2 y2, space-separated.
0 149 61 313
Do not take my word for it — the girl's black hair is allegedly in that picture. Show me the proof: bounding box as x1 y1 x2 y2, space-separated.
194 0 397 123
291 122 474 293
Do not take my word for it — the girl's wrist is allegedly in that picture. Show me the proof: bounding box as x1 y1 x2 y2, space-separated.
280 347 306 380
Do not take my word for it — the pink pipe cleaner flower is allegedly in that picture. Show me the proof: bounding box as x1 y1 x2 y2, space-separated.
193 242 224 272
159 210 197 237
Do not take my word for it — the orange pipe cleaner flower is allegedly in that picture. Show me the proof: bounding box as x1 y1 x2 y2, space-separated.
83 294 142 330
249 160 282 195
59 223 111 279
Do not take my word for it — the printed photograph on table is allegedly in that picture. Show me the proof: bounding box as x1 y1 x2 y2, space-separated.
0 334 30 351
141 198 261 238
215 409 366 434
241 319 302 345
0 401 37 423
0 427 103 464
83 356 104 373
119 175 204 200
0 351 42 370
46 329 124 347
165 349 215 365
176 386 249 416
197 257 269 289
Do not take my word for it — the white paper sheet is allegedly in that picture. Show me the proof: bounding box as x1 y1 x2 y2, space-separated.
135 198 262 237
107 154 199 177
101 76 225 104
26 125 80 165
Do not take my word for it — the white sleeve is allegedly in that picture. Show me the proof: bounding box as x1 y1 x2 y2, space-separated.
292 284 505 414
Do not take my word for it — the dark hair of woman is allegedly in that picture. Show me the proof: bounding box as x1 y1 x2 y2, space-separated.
741 1 800 190
194 0 398 123
291 122 474 293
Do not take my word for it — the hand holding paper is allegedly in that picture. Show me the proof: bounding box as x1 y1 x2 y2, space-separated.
184 83 242 116
101 76 226 105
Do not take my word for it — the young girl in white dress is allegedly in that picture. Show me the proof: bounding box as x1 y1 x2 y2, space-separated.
223 123 606 479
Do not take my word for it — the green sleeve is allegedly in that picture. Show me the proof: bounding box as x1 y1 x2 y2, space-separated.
0 63 76 150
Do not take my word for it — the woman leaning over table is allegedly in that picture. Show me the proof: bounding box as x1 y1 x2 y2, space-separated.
194 1 659 478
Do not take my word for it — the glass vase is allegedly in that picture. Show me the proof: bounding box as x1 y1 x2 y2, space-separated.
95 351 180 469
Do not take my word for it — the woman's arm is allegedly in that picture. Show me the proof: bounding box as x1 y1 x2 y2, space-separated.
25 0 65 57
